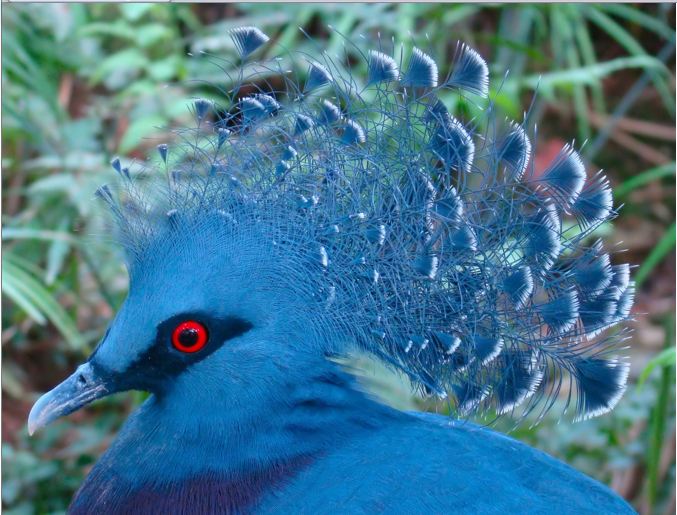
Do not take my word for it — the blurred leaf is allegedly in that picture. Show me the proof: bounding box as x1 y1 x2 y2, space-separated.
61 118 102 153
483 35 546 63
638 347 676 388
89 48 149 86
120 3 153 22
615 162 676 200
521 55 668 92
121 79 158 97
2 267 47 324
554 6 591 141
599 4 675 41
646 315 675 508
1 361 27 398
147 55 182 82
2 31 60 112
2 255 83 349
118 114 166 154
77 21 136 41
3 221 89 249
441 5 481 27
45 218 71 285
634 223 676 288
27 174 78 195
583 5 675 113
135 23 173 48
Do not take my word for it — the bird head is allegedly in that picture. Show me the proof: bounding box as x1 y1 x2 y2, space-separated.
28 207 335 435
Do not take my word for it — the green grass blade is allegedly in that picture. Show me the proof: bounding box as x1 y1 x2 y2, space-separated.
638 347 676 388
441 5 481 27
599 4 675 41
2 271 48 325
583 6 675 113
571 9 607 114
646 314 675 509
45 218 72 285
521 56 668 92
555 7 591 142
615 162 676 200
274 8 314 51
1 228 79 245
2 257 83 350
634 222 676 288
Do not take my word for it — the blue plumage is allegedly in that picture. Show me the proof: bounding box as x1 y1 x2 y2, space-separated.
431 114 475 173
28 26 635 513
194 98 213 122
217 127 231 148
538 288 580 335
524 204 562 272
495 122 531 180
367 50 400 84
402 47 438 87
539 144 587 207
573 172 614 226
446 43 489 96
229 26 270 59
318 99 343 124
157 143 169 163
616 283 636 320
294 113 315 135
240 97 268 125
502 265 534 309
571 243 613 295
494 350 544 415
571 358 630 421
449 223 478 252
305 61 333 92
341 118 366 145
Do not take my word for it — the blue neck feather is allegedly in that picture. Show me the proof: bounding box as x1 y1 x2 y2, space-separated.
69 354 405 513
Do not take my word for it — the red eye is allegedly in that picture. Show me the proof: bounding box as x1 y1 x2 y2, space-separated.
172 321 209 353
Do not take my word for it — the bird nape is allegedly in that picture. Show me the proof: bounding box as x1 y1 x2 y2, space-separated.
28 26 636 514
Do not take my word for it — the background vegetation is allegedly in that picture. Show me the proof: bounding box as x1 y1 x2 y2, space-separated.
2 3 675 514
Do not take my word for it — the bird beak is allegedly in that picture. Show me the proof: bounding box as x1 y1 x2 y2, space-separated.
27 362 109 435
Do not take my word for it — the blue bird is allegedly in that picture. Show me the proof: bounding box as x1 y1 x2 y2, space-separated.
28 26 636 514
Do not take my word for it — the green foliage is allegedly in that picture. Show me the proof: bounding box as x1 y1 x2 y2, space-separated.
2 3 674 513
2 254 83 350
645 315 675 509
2 397 128 515
615 162 676 200
634 223 676 288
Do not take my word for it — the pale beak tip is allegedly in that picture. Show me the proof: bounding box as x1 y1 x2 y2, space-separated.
26 362 109 437
27 397 48 436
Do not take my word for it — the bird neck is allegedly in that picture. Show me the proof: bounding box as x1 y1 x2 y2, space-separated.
77 354 403 498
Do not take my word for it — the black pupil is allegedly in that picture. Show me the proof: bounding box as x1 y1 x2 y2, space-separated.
178 328 200 347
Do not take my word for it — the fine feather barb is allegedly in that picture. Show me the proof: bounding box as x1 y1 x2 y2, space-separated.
401 48 438 88
446 43 489 97
229 26 270 59
367 50 400 85
98 26 634 423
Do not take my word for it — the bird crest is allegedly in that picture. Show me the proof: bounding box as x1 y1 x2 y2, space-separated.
96 26 634 423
